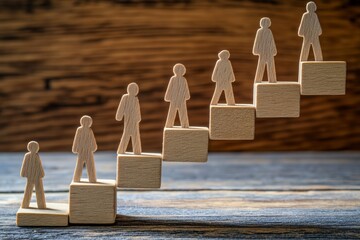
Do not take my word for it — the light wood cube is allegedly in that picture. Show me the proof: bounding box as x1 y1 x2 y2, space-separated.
16 203 69 227
117 153 162 188
69 179 116 224
299 61 346 95
254 82 300 118
210 104 255 140
162 127 209 162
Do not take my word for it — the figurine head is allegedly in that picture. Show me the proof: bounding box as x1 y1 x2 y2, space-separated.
80 115 92 128
27 141 39 153
173 63 186 76
127 82 139 96
306 1 317 12
218 50 230 60
260 17 271 28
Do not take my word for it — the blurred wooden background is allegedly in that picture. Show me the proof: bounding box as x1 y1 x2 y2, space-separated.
0 0 359 152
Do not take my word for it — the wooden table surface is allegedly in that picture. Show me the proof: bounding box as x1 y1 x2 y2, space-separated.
1 152 360 239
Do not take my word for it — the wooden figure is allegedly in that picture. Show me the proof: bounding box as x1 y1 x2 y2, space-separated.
69 179 116 224
116 82 142 154
116 82 162 188
162 63 209 162
210 50 236 105
209 50 255 140
17 141 69 227
164 63 190 128
298 1 346 95
253 17 277 84
72 115 97 183
252 17 301 118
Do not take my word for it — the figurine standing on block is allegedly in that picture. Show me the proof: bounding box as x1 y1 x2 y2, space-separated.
17 141 69 227
116 82 162 188
72 115 97 183
116 82 142 154
253 18 300 118
211 50 236 105
163 63 209 162
164 63 190 128
209 50 255 140
253 17 277 83
298 1 346 95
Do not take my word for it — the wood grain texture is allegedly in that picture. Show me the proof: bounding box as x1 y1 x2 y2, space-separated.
117 153 161 189
0 1 359 152
209 104 255 140
300 61 346 95
69 179 116 224
162 127 208 162
16 202 68 227
254 82 300 118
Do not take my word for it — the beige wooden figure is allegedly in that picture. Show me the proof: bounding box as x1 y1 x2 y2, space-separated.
298 1 323 62
164 63 190 128
211 50 236 105
20 141 46 209
253 17 277 83
116 82 142 155
72 115 97 183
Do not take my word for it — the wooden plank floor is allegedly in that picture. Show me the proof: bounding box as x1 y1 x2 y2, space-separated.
1 152 360 238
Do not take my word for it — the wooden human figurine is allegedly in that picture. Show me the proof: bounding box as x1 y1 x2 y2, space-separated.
253 17 277 83
211 50 236 105
72 115 97 183
20 141 46 209
164 63 190 128
116 82 142 155
298 1 323 62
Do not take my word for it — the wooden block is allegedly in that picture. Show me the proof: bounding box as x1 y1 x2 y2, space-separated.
210 104 255 140
117 153 162 188
16 203 68 227
162 127 209 162
299 61 346 95
254 82 300 118
69 179 116 224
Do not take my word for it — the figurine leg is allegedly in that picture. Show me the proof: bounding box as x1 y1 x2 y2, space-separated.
300 40 311 62
35 179 46 209
165 104 177 128
118 130 130 154
179 103 189 128
254 58 265 83
86 154 97 183
73 159 84 182
224 84 235 105
267 59 277 83
132 125 142 155
21 180 34 208
312 38 323 61
210 86 222 105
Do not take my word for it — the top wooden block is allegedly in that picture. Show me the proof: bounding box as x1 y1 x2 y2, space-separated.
299 61 346 95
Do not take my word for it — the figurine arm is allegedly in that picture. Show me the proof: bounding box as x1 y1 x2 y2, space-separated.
271 33 277 56
136 98 142 122
298 14 306 37
184 77 190 100
72 128 80 153
211 61 220 82
252 30 261 55
37 154 45 178
229 62 236 82
90 130 98 152
116 95 127 121
164 78 174 102
20 154 28 177
315 15 322 36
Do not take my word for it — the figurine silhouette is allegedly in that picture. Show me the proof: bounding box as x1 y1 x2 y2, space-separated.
298 1 323 61
211 50 236 105
116 82 142 155
253 17 277 83
165 63 190 128
20 141 46 209
72 115 97 183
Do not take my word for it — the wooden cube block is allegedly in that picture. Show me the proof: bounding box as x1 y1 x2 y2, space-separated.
16 203 68 227
117 153 162 188
210 104 255 140
69 179 116 224
254 82 300 118
299 61 346 95
162 127 209 162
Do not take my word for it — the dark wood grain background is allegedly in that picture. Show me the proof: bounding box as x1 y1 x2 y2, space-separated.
0 0 359 152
